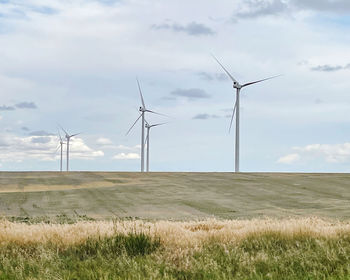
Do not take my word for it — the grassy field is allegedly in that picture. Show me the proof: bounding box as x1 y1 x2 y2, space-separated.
0 172 350 220
1 172 350 279
1 218 350 279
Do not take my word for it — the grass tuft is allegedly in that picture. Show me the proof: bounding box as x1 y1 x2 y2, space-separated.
65 232 161 259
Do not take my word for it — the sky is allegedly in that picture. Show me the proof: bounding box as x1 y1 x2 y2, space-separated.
0 0 350 172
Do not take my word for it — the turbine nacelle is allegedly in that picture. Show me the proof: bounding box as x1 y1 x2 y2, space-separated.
233 82 242 89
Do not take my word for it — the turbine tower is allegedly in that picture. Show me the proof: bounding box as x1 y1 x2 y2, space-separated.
60 127 80 172
212 55 280 172
144 119 166 172
126 79 165 172
57 130 65 172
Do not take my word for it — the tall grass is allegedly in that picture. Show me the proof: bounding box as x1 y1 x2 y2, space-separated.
1 217 350 279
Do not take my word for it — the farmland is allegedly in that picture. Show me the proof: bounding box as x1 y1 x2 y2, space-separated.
1 172 350 279
0 172 350 220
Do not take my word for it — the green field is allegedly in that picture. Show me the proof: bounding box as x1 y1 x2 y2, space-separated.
0 172 349 220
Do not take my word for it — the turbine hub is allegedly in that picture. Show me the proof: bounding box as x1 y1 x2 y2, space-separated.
233 82 241 89
139 106 145 112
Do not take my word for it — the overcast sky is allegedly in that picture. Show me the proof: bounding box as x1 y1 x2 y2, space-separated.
0 0 350 172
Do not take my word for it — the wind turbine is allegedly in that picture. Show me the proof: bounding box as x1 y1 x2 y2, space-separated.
126 79 165 172
57 130 65 172
212 54 280 172
144 119 166 172
60 127 80 172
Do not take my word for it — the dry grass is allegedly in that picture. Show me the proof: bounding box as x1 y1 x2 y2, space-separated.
2 217 350 279
1 217 350 249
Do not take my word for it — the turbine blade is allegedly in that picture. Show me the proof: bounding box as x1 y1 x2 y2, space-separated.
58 124 69 136
211 54 239 84
229 102 237 133
57 129 63 141
145 109 169 117
136 78 146 109
70 133 81 137
54 145 60 154
242 75 282 88
150 122 167 128
144 133 149 147
126 114 142 136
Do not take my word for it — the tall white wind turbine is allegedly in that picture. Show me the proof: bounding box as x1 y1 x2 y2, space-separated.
144 119 166 172
126 79 165 172
212 55 280 172
60 127 80 172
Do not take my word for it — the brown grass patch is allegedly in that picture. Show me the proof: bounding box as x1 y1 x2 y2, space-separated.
1 217 350 249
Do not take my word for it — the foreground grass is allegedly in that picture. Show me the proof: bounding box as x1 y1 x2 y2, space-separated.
1 218 350 279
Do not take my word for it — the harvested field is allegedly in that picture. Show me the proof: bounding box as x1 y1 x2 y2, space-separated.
0 172 350 219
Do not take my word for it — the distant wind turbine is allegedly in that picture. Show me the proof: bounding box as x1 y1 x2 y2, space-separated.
144 119 166 172
57 130 65 172
60 126 80 172
212 54 280 172
126 79 166 172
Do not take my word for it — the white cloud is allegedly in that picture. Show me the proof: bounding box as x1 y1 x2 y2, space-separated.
0 134 104 162
96 137 113 145
278 143 350 165
68 138 104 159
233 0 350 19
96 141 141 151
116 144 141 151
277 153 300 164
113 152 140 160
